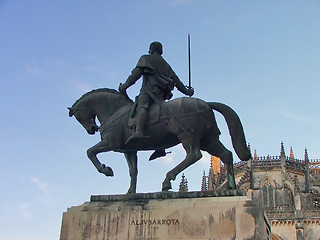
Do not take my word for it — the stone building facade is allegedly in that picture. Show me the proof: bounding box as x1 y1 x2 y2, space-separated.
195 142 320 240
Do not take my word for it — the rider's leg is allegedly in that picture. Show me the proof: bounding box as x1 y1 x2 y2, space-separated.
130 93 150 138
125 93 152 144
125 106 149 144
135 108 148 136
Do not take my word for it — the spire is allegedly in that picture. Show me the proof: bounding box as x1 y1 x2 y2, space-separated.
280 141 286 158
201 171 207 191
185 178 188 192
280 142 287 167
305 148 310 192
211 155 221 175
207 167 215 191
290 146 294 161
305 148 309 163
179 173 188 192
254 149 258 161
249 157 254 189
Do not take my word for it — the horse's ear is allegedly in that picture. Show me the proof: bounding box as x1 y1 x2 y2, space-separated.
68 107 74 117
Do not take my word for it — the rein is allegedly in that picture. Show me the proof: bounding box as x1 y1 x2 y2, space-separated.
99 105 131 134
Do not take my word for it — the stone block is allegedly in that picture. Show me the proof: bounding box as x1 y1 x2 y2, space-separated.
60 191 270 240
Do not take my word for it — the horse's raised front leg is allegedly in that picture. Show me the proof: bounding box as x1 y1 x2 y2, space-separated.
87 140 114 177
124 151 138 194
162 137 202 191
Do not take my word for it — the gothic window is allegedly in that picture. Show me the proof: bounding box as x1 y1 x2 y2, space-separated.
262 179 275 208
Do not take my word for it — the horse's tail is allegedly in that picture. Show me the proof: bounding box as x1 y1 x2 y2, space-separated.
207 102 251 161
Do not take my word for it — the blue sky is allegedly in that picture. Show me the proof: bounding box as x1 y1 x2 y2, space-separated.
1 1 320 239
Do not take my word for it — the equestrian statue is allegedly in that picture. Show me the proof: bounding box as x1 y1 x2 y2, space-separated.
68 41 251 193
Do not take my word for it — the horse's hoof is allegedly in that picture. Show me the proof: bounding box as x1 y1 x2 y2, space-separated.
100 166 114 177
162 182 172 191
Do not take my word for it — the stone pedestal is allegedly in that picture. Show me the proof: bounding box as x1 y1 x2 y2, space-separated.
60 191 271 240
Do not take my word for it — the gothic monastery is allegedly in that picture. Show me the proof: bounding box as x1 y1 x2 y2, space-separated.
179 142 320 240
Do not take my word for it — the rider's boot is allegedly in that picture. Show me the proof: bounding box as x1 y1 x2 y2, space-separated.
149 149 166 161
126 108 150 145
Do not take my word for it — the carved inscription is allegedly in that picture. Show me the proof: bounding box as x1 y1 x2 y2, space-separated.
130 219 180 226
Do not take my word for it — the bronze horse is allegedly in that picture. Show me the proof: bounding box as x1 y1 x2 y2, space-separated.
68 88 251 193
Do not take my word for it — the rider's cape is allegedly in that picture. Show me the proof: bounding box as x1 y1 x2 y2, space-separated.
136 54 175 92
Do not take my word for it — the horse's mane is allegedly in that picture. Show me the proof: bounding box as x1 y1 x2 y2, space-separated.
72 88 132 107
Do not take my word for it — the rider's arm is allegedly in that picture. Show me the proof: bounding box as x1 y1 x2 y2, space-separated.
119 67 144 93
172 75 194 96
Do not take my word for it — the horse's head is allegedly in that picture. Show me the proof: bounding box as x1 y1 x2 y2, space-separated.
68 106 99 135
69 88 133 135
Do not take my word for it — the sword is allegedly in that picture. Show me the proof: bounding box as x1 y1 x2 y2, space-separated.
188 33 191 89
187 34 194 95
